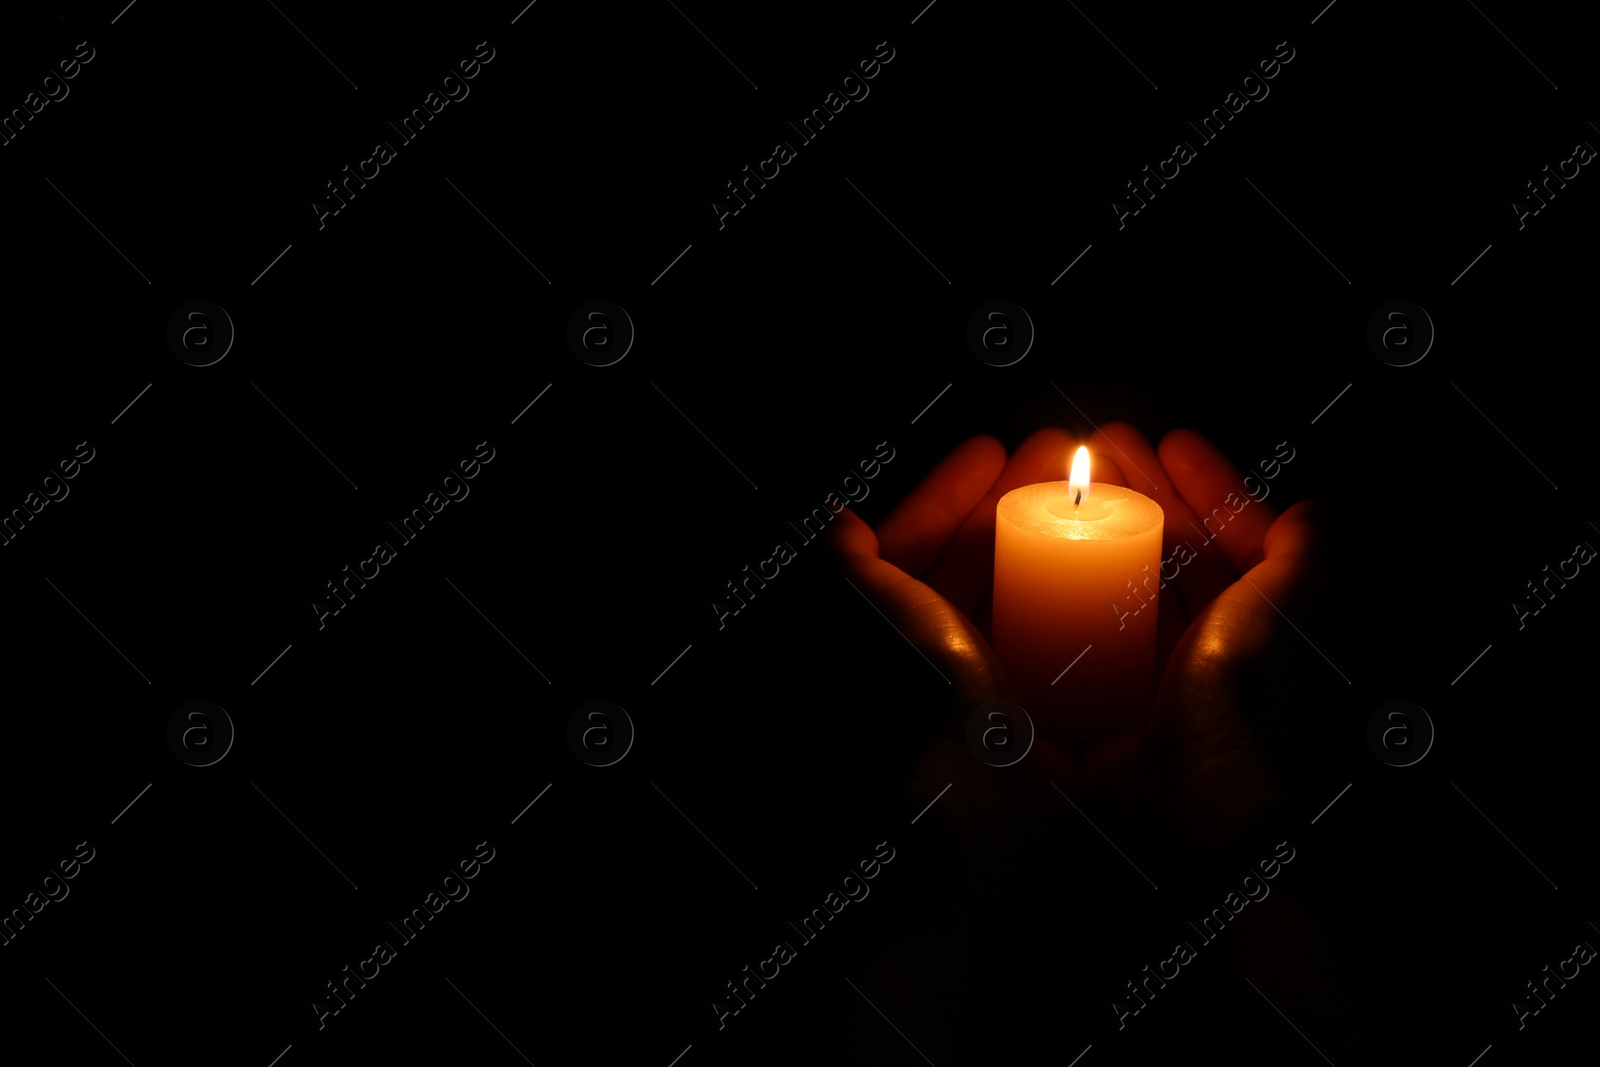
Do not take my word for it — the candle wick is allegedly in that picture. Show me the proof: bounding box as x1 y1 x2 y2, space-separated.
1074 489 1082 507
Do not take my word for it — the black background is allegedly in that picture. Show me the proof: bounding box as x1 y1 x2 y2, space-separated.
1 2 1595 1065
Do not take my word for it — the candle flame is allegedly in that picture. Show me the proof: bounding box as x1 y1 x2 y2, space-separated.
1068 446 1091 507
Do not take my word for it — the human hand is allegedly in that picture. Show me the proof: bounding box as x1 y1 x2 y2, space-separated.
828 422 1331 843
825 423 1342 1064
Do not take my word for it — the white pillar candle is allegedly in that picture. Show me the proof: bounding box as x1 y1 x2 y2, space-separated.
993 447 1164 741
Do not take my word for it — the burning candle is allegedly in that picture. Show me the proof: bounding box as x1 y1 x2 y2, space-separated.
992 446 1164 740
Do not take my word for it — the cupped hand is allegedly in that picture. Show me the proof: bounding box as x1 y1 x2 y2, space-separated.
824 422 1338 1064
828 423 1329 845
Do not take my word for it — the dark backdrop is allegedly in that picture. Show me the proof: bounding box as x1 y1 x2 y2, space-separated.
1 2 1594 1065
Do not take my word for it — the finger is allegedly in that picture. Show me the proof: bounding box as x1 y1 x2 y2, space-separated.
1261 497 1325 568
1206 499 1330 663
1086 422 1164 498
1236 498 1335 669
925 427 1074 617
828 507 1011 713
1158 429 1277 575
827 502 880 560
1088 449 1127 487
1084 501 1333 822
877 436 1007 578
1089 421 1235 620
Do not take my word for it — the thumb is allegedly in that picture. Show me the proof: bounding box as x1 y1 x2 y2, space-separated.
1136 498 1336 855
827 507 1012 717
